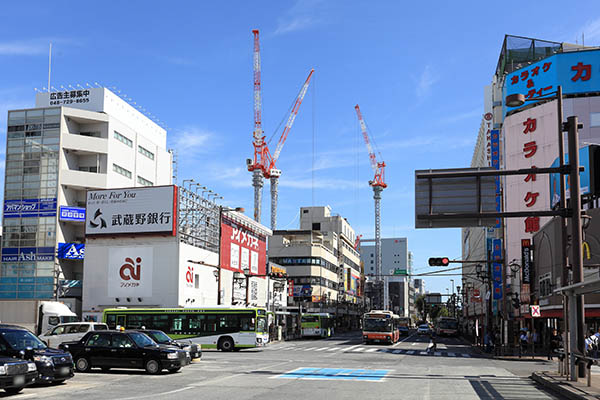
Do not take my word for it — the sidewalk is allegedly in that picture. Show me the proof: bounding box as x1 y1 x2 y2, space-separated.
531 371 600 400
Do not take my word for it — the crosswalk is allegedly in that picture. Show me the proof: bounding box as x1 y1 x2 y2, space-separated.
267 344 475 358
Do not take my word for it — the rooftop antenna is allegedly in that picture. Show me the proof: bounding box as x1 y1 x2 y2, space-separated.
47 43 52 93
583 32 585 47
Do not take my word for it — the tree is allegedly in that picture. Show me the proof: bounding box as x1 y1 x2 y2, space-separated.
415 294 426 321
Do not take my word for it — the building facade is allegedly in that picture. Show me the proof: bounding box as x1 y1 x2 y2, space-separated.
1 88 171 303
360 237 413 317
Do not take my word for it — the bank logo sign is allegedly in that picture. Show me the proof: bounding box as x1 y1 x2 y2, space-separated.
108 247 153 298
59 206 86 222
57 243 85 260
85 186 177 236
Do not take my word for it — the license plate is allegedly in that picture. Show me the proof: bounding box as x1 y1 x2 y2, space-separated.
59 366 71 375
13 375 25 386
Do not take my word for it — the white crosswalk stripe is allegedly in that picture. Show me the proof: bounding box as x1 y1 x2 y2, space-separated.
365 348 377 352
267 344 476 358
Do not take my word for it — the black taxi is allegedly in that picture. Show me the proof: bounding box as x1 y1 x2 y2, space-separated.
0 356 37 394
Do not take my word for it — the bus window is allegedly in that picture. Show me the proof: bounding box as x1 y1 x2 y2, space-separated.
106 314 116 329
116 315 126 328
151 314 170 331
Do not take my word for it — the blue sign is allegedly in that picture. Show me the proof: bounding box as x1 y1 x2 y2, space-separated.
4 198 57 218
492 238 503 300
277 368 390 382
549 146 592 208
1 247 55 262
57 243 85 259
293 285 312 297
505 50 600 112
59 206 86 222
56 243 85 260
490 129 501 228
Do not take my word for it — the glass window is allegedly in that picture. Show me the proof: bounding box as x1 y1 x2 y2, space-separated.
44 108 60 116
137 176 153 186
65 325 81 334
93 324 108 331
51 326 66 335
114 131 133 147
138 145 154 160
86 333 111 347
113 163 132 179
112 334 135 348
129 332 156 347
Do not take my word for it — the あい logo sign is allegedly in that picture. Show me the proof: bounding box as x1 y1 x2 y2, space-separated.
108 247 153 298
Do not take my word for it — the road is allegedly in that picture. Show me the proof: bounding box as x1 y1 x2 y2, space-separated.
6 332 559 400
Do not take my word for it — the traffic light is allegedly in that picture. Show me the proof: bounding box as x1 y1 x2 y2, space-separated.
428 257 450 267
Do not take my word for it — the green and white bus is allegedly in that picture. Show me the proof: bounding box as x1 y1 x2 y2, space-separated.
301 313 334 338
103 307 269 351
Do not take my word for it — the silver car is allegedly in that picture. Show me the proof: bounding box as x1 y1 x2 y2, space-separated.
39 322 109 348
417 324 431 335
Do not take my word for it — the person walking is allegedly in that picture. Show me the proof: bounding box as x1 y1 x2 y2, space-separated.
519 329 528 357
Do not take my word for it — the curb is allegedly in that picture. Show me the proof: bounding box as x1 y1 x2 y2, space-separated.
530 371 596 400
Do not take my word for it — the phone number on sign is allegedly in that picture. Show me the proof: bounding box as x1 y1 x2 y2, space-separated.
50 98 90 106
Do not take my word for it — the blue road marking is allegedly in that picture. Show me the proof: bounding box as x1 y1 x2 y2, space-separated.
276 368 391 382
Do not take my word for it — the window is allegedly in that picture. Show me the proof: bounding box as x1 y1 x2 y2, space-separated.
113 163 132 179
112 334 135 348
114 131 133 147
137 175 153 186
591 113 600 128
86 333 111 347
79 166 98 173
312 223 320 230
138 145 154 160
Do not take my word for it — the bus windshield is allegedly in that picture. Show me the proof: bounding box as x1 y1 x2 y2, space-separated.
364 318 393 332
438 319 458 330
301 316 319 323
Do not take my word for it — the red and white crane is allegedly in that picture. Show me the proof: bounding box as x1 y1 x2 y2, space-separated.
354 104 388 310
246 29 314 229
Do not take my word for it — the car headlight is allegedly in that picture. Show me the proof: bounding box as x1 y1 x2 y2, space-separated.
167 352 178 360
0 365 6 375
33 355 53 364
27 362 37 372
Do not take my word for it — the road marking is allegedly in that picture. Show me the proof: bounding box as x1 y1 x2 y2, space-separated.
393 350 402 354
353 347 365 352
118 386 193 400
304 347 317 351
434 352 441 356
447 352 455 357
344 345 360 352
326 347 339 351
393 333 417 347
365 348 377 352
274 367 391 382
462 353 471 358
406 350 415 355
314 347 327 352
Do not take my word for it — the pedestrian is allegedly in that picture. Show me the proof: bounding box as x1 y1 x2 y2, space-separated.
519 329 528 356
494 329 501 356
587 329 598 357
549 329 561 360
429 330 437 353
484 331 492 353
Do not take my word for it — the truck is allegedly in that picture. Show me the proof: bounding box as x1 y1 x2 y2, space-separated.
0 300 78 335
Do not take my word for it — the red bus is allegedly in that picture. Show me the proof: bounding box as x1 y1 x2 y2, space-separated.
362 310 400 345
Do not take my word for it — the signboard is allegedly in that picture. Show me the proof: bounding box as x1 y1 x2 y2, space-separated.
505 49 600 112
1 247 54 262
220 214 267 276
415 168 497 228
59 206 86 222
531 305 541 317
4 198 57 218
549 145 597 208
57 243 85 259
36 88 102 110
521 239 532 284
85 186 177 236
107 247 153 298
490 129 501 228
393 268 407 275
293 284 312 297
492 239 503 300
425 293 442 305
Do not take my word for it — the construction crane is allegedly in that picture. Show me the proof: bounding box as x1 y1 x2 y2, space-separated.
246 29 314 228
354 104 387 310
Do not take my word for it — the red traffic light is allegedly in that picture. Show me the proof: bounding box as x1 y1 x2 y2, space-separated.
428 257 450 267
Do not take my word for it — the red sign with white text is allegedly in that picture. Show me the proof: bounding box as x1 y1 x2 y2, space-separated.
220 216 267 276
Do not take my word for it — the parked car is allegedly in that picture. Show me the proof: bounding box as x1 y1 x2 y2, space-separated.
0 324 74 384
417 324 431 335
136 330 201 360
60 330 189 374
0 357 37 394
39 322 109 348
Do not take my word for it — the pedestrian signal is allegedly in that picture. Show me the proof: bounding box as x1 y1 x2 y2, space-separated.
428 257 450 267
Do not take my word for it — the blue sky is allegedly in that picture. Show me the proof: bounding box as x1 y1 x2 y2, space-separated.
1 1 600 295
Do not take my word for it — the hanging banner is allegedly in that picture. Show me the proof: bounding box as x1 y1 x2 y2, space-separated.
492 238 503 300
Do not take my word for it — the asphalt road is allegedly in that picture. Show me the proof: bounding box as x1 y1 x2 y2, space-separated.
5 332 560 400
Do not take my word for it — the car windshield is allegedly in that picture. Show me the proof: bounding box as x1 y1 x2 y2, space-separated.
438 320 458 329
2 329 47 350
419 325 429 329
364 318 393 332
129 332 157 348
148 331 171 343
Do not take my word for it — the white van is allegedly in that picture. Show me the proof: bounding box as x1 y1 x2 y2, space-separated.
39 322 109 348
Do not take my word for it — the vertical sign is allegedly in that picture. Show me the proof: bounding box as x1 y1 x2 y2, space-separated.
492 238 503 300
490 129 501 228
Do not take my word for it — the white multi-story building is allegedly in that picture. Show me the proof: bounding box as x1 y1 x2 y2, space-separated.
0 88 172 304
360 237 412 317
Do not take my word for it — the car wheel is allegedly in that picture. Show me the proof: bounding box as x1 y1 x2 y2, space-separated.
219 337 235 352
145 359 161 375
75 357 91 372
168 367 181 373
4 387 23 395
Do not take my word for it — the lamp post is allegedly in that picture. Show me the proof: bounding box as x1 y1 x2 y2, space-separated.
506 87 584 380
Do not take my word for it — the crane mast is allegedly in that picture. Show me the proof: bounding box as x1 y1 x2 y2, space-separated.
354 104 388 311
247 29 266 222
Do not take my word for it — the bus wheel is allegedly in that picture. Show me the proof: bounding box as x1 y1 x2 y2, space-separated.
219 337 235 352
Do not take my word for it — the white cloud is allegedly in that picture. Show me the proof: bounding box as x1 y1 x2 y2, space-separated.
0 38 80 56
280 177 361 190
415 65 439 101
439 107 482 124
274 0 324 36
581 17 600 43
169 126 213 156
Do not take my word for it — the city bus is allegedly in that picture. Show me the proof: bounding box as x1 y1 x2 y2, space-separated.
103 307 269 351
301 313 334 338
397 317 411 335
362 310 400 344
435 317 459 336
